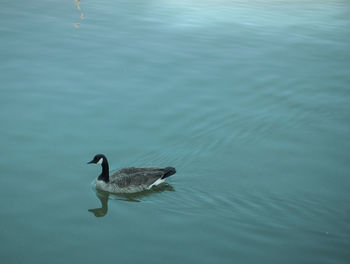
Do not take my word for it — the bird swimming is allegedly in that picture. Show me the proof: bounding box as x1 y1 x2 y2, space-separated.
87 154 176 194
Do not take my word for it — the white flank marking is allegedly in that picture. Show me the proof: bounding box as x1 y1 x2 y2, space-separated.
148 178 165 189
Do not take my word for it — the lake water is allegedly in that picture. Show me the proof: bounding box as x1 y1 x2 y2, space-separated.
1 0 349 263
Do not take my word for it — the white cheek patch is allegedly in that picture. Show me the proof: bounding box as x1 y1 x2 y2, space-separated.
97 158 103 164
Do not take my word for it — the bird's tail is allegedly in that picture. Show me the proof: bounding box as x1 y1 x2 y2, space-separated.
162 167 176 179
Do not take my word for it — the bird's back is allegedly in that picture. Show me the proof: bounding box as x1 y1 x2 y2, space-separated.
95 167 169 193
111 167 164 187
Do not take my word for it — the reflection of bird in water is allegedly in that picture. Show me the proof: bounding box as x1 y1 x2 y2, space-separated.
87 154 176 194
88 189 109 217
88 183 175 217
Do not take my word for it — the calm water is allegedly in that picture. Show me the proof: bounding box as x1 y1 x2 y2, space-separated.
1 0 350 263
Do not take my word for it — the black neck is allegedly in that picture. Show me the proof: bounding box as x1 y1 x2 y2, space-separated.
98 159 109 183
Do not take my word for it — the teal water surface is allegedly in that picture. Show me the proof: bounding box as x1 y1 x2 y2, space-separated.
1 0 350 263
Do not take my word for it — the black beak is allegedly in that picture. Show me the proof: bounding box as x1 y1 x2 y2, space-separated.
87 160 94 164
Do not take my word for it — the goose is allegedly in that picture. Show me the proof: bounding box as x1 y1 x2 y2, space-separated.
87 154 176 194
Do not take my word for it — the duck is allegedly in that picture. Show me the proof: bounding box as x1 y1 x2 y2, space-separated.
87 154 176 194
